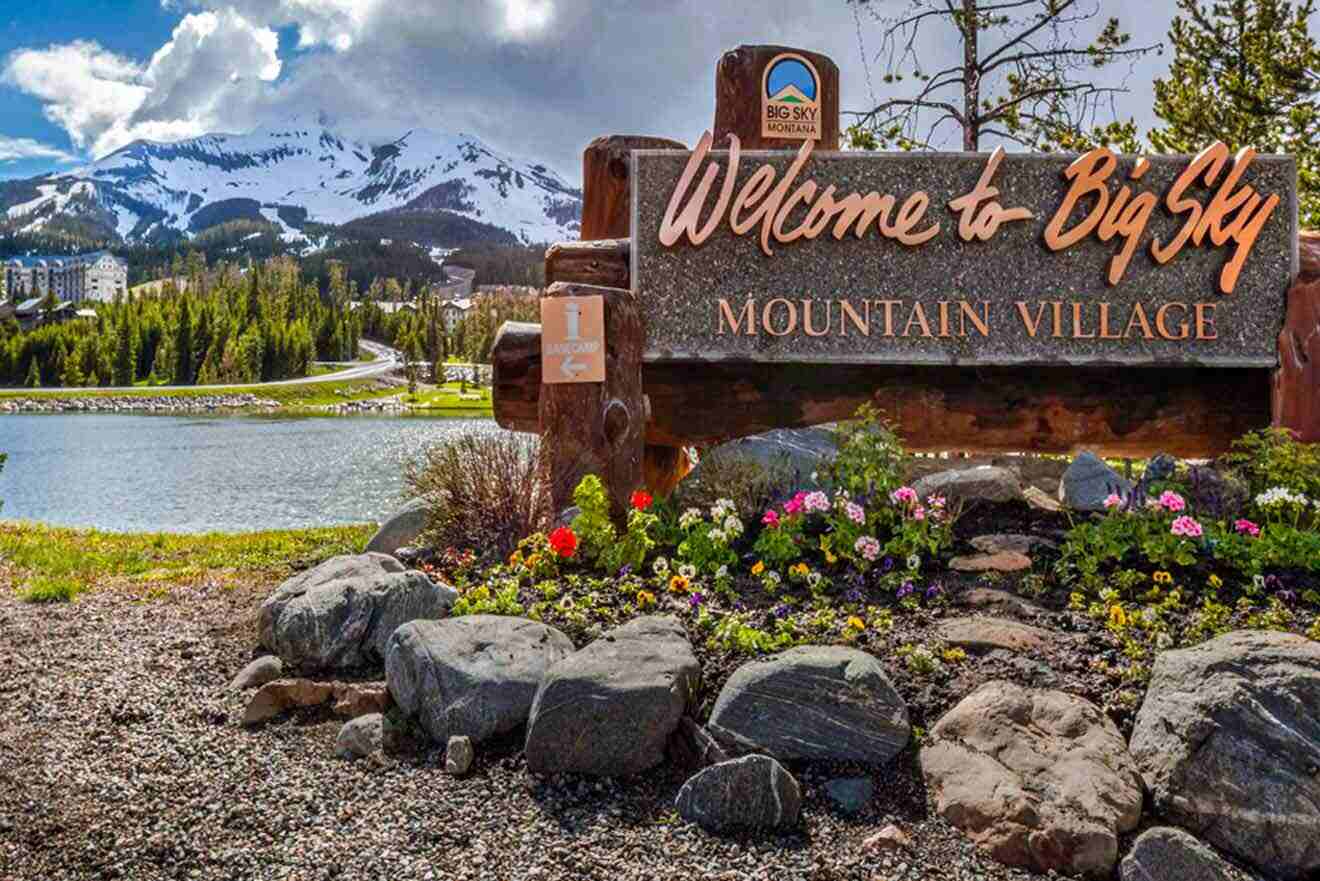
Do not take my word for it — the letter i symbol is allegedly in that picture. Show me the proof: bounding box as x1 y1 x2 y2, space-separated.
565 302 581 341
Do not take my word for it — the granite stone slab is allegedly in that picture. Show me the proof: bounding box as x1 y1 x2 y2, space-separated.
632 149 1297 367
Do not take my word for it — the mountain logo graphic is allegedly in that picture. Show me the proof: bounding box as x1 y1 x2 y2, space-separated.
761 52 823 142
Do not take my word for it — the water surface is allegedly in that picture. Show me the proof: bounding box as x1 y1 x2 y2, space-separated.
0 413 496 532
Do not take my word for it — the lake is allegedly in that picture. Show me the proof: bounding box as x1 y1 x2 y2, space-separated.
0 413 499 532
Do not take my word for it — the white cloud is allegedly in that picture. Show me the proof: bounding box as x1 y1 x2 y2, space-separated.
186 0 381 51
501 0 554 39
4 11 281 159
0 135 76 164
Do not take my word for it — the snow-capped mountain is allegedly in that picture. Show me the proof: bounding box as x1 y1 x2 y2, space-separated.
1 122 582 246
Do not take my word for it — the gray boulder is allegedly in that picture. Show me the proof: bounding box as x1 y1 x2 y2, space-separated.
258 553 457 671
1061 452 1131 511
364 498 429 556
675 755 801 833
524 615 700 776
922 680 1143 878
912 466 1022 506
1129 631 1320 881
708 645 909 764
692 427 836 487
1121 827 1243 881
335 713 384 759
386 615 574 744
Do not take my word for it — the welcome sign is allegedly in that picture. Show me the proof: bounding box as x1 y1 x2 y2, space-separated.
632 135 1297 367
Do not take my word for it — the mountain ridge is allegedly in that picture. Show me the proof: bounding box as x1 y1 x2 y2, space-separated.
0 122 583 250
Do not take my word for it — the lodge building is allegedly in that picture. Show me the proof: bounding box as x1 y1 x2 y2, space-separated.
3 252 128 303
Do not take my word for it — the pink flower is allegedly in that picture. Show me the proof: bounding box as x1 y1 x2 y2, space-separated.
803 491 830 513
783 492 806 515
1103 493 1122 509
845 502 865 524
1170 516 1203 538
854 536 880 561
927 495 946 509
1159 491 1187 513
761 510 780 528
912 506 926 521
1234 518 1261 537
891 486 918 505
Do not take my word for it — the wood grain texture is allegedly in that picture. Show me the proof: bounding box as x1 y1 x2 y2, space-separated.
536 282 644 523
1273 277 1320 442
581 135 685 241
713 45 840 151
1301 231 1319 282
497 324 1269 457
545 238 630 288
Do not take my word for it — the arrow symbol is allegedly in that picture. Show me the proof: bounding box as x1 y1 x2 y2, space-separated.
561 355 589 379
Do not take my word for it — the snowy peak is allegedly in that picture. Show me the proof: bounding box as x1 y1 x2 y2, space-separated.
3 122 583 247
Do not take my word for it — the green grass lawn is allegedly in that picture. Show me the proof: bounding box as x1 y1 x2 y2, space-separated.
400 382 493 410
0 377 406 407
0 522 373 603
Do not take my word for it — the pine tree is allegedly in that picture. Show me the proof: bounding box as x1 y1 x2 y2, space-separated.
60 351 84 388
113 315 137 386
1150 0 1319 226
174 297 193 385
24 356 40 388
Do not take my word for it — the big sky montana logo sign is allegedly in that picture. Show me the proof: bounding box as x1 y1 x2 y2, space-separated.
631 135 1297 368
762 53 821 141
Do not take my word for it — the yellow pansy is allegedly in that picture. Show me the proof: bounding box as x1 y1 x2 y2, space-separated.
1108 604 1128 628
751 561 765 576
669 574 690 594
637 590 656 608
845 615 865 631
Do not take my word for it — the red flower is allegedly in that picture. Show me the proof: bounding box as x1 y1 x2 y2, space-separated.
548 526 578 558
631 490 653 511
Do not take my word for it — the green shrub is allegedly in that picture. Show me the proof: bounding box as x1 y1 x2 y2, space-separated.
828 404 906 497
406 432 544 563
672 449 795 520
1223 428 1320 498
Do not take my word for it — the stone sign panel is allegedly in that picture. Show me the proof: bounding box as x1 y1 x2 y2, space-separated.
632 135 1297 367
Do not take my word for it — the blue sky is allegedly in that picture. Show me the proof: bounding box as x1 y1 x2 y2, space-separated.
0 2 1315 184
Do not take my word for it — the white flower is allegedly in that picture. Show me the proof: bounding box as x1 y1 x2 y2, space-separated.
906 553 921 570
765 570 782 585
807 572 822 588
679 507 704 530
715 565 729 579
652 557 669 575
723 514 743 536
1255 486 1309 508
679 563 696 579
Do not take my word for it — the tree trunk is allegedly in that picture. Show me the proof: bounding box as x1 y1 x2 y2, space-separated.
963 0 979 151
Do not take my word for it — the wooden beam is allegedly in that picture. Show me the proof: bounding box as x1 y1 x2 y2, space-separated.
545 238 630 288
536 283 645 524
1273 277 1320 443
581 135 685 241
714 45 840 151
495 323 1270 457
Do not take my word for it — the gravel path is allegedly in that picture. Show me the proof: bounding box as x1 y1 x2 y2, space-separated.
0 583 1046 881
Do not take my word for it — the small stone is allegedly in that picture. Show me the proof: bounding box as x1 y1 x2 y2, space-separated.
1023 485 1063 512
364 497 429 556
1120 827 1239 881
1060 451 1131 512
912 466 1023 506
242 678 335 726
948 551 1032 572
332 683 391 718
675 755 801 833
955 588 1045 617
864 824 911 852
970 534 1058 555
937 617 1064 654
445 735 474 775
228 655 283 691
335 713 384 759
823 777 874 814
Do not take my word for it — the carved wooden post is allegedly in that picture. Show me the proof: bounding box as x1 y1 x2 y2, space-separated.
580 135 691 498
1273 277 1320 443
537 282 644 523
714 45 840 151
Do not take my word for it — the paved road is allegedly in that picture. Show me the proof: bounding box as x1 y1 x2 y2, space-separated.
20 339 401 395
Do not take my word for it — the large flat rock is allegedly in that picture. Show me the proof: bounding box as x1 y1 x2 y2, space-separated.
1129 630 1320 881
524 615 700 776
922 680 1143 878
708 645 909 764
385 615 574 744
258 553 456 671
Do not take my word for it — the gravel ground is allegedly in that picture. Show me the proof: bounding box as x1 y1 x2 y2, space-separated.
0 582 1055 881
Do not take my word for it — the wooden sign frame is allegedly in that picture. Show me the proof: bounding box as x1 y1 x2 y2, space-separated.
492 43 1318 519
